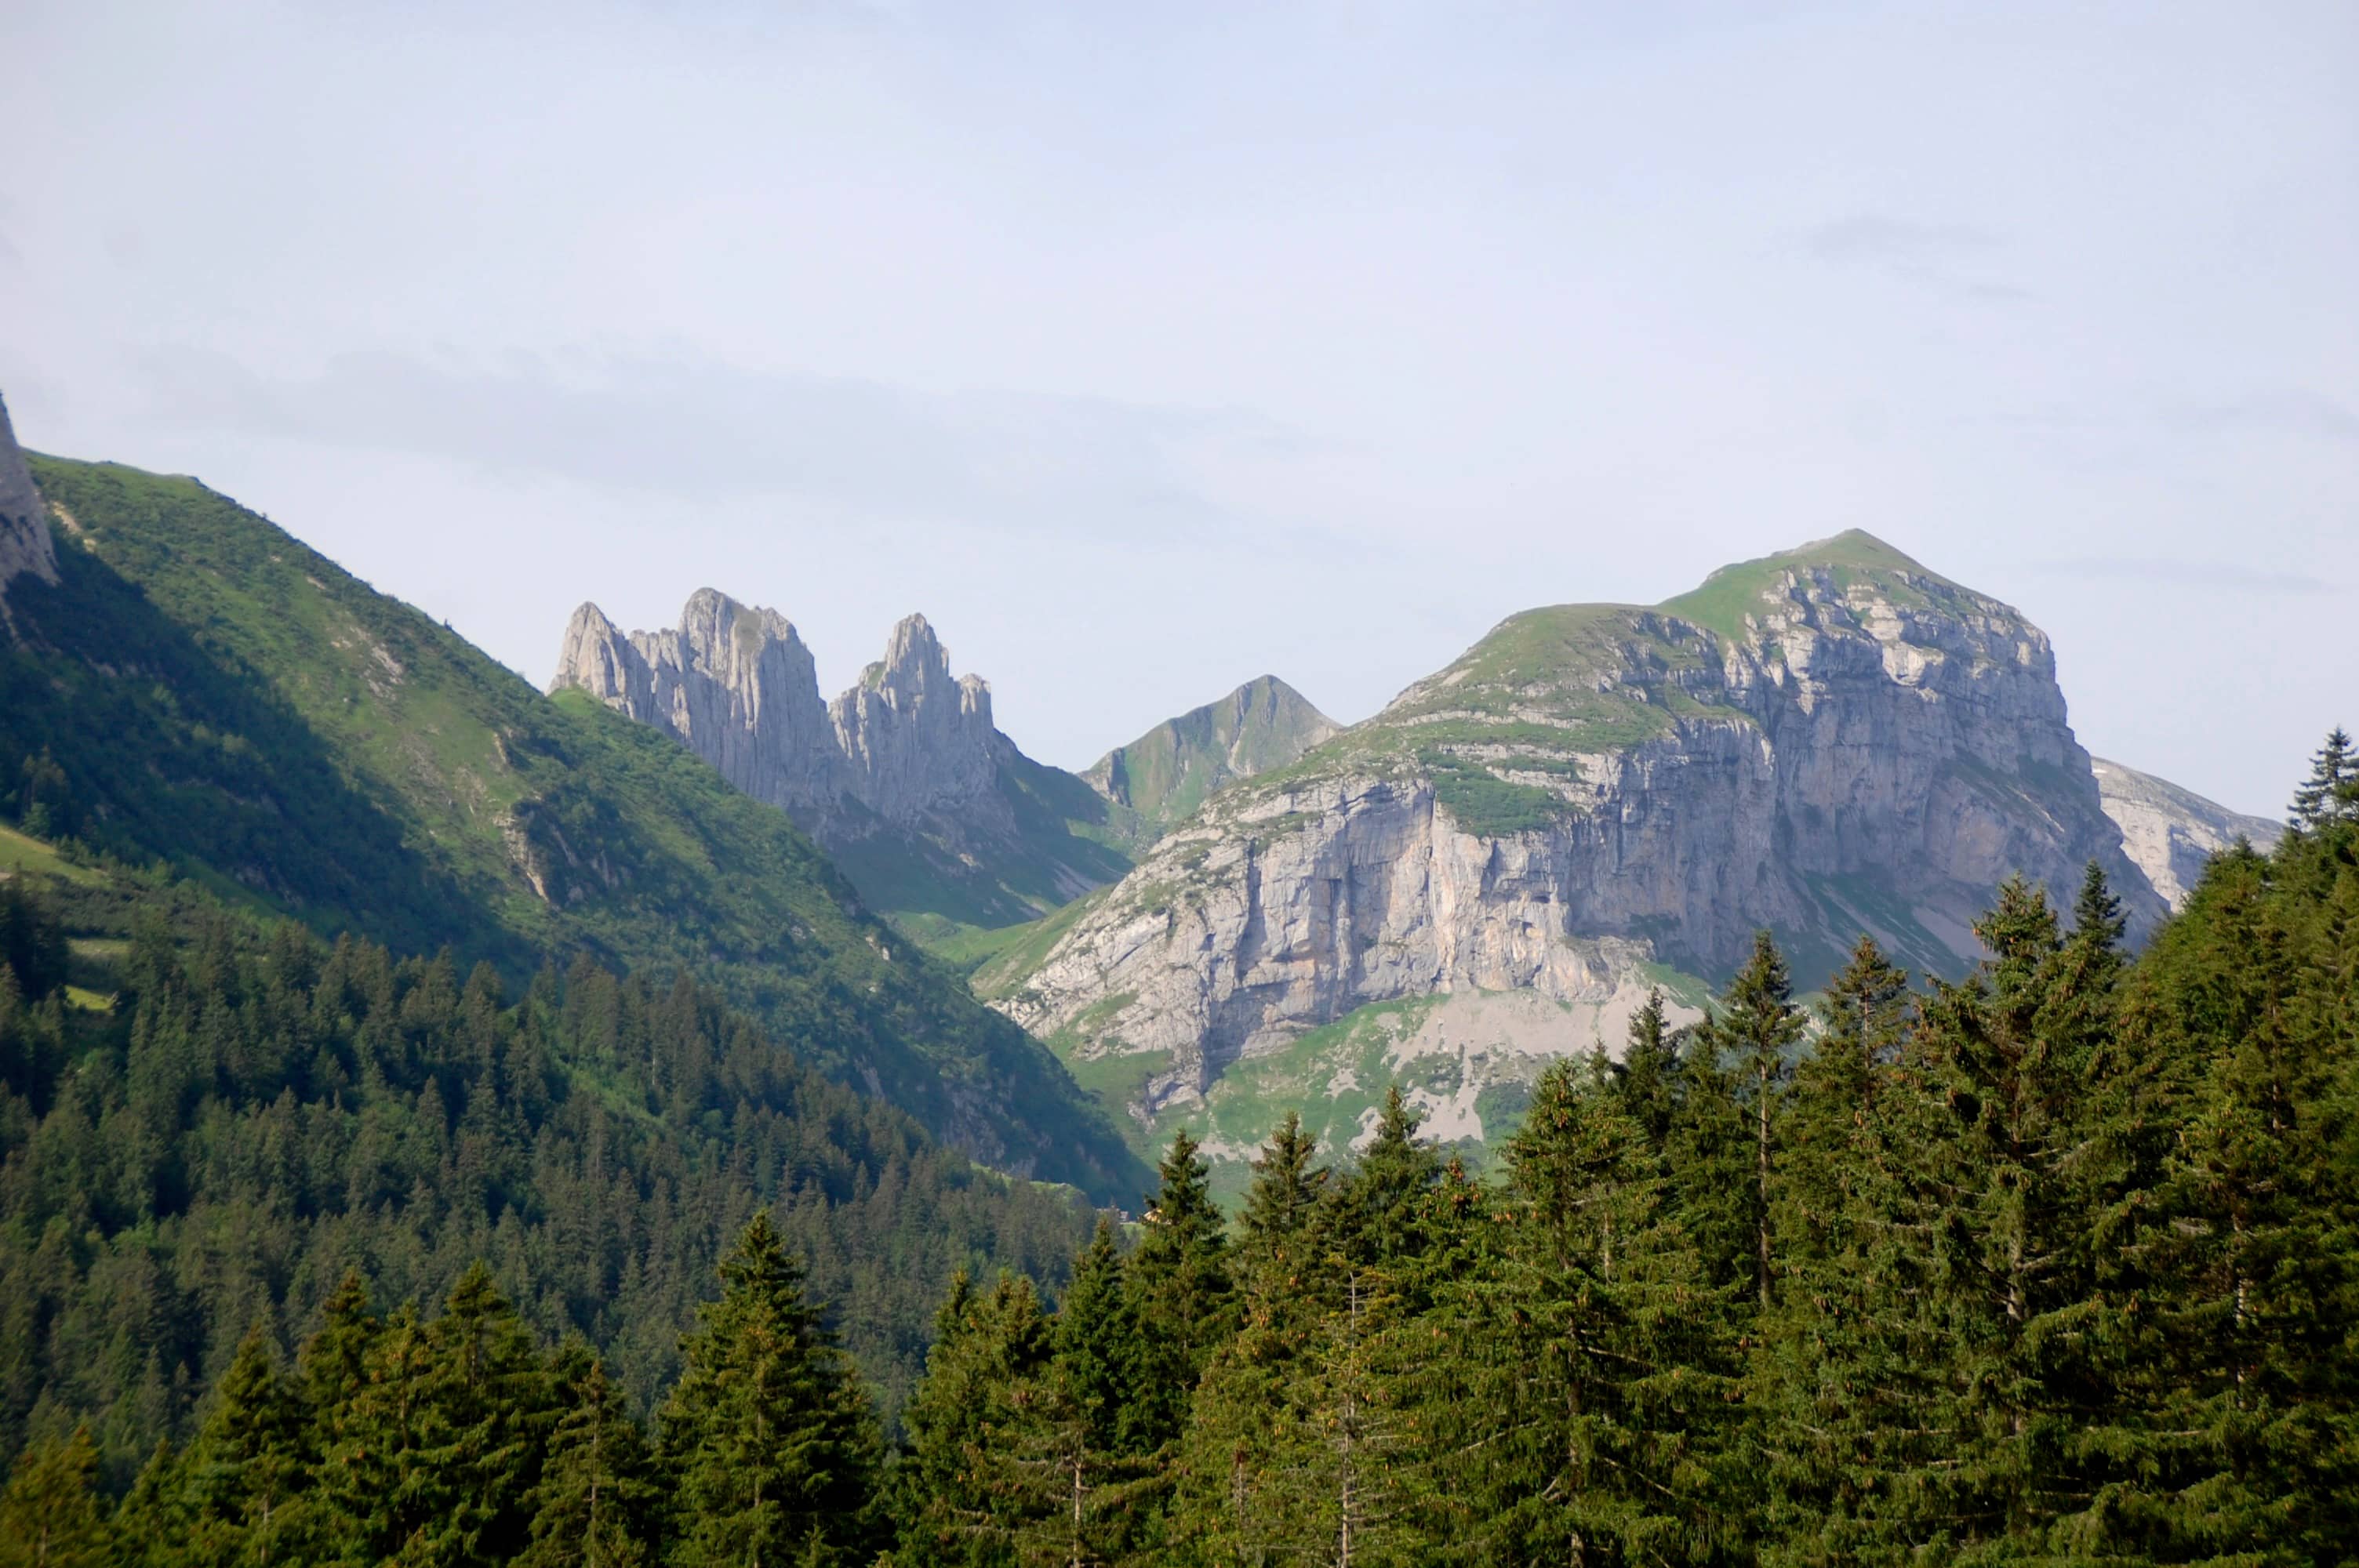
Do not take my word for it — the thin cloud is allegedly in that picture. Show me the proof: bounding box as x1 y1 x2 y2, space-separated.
2168 390 2359 442
2026 555 2337 595
138 345 1315 545
1801 212 2030 303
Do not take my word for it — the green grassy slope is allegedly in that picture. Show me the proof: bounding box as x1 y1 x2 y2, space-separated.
5 456 1144 1200
1083 674 1339 846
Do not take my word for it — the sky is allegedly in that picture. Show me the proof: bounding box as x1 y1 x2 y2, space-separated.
2 0 2352 815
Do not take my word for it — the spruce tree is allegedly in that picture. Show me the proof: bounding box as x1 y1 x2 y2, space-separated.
2289 724 2356 830
892 1272 1052 1568
657 1213 881 1567
1053 1224 1147 1461
1676 932 1804 1312
519 1339 654 1568
1236 1111 1326 1273
0 1427 110 1568
1125 1131 1235 1455
1178 1116 1334 1561
415 1264 557 1565
183 1327 310 1567
1324 1088 1442 1276
1445 1059 1731 1566
1612 988 1683 1160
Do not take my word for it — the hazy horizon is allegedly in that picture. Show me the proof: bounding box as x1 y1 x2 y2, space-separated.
4 1 2352 815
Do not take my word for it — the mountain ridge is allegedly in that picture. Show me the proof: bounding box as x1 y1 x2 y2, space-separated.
0 434 1144 1200
1082 673 1339 847
553 593 1135 937
987 529 2164 1169
2093 755 2284 908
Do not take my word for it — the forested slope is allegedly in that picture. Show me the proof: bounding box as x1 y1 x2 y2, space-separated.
0 455 1141 1199
5 734 2349 1565
0 852 1095 1489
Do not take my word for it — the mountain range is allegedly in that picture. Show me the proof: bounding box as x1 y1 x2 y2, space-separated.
0 388 2284 1194
548 524 2277 1188
0 404 1143 1201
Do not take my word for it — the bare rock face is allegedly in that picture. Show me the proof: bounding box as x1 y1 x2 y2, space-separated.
989 531 2162 1115
830 615 1001 825
556 592 844 818
2092 757 2282 909
0 390 61 626
554 593 1124 921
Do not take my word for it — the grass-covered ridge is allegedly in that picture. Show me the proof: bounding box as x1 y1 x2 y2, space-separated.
1221 530 1972 838
3 455 1144 1200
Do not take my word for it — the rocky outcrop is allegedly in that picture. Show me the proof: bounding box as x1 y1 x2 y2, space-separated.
554 593 1129 923
0 390 61 627
2092 757 2281 909
1085 674 1339 846
990 532 2162 1117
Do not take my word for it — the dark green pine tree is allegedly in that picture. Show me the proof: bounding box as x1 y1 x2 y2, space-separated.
891 1271 1054 1568
1124 1131 1237 1456
182 1327 312 1568
1053 1222 1147 1462
1178 1114 1332 1559
1612 987 1683 1160
2288 724 2356 830
1324 1088 1444 1276
299 1272 380 1439
1754 936 1950 1563
1445 1058 1732 1568
0 1426 111 1568
2098 829 2359 1563
314 1302 442 1565
518 1338 656 1568
1236 1110 1327 1272
1780 936 1910 1258
415 1264 558 1566
1858 875 2138 1555
111 1442 196 1568
1676 931 1805 1312
657 1213 881 1568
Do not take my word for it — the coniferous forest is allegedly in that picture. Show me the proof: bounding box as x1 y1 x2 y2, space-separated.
0 739 2353 1565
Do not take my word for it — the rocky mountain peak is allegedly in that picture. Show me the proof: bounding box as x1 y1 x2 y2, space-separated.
0 390 62 624
990 530 2161 1162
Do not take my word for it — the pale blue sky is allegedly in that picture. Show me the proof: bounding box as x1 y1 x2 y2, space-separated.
3 0 2353 813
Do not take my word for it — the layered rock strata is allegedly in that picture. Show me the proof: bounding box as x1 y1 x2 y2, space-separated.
2092 757 2282 908
990 532 2163 1109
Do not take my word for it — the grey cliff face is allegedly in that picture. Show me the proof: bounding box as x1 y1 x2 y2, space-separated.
991 533 2162 1108
553 593 1010 834
0 391 62 623
2092 757 2283 909
548 592 1142 927
829 615 1001 824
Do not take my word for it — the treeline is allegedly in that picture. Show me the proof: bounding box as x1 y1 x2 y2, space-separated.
0 1223 876 1566
3 737 2354 1565
871 739 2357 1565
0 894 1094 1489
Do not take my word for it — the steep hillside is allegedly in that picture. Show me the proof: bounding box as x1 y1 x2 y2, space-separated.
2092 757 2284 907
553 595 1134 941
990 531 2158 1167
0 393 58 625
0 822 1098 1475
1082 674 1339 848
0 445 1143 1200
